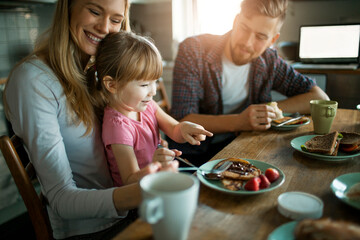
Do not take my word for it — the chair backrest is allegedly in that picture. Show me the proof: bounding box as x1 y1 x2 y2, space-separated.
0 135 53 240
155 77 171 113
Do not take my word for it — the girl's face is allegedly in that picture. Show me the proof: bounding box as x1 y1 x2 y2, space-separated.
70 0 126 56
115 80 157 116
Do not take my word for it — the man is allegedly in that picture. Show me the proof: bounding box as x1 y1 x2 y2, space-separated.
169 0 329 165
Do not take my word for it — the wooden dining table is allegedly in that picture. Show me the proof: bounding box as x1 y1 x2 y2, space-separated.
113 108 360 240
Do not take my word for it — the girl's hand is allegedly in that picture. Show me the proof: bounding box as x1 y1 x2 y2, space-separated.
159 137 169 148
180 121 213 145
152 147 181 169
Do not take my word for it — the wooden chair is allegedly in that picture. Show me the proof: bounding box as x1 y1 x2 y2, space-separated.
0 135 53 240
155 77 171 113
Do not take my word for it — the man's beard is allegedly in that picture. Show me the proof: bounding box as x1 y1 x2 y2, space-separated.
230 41 253 66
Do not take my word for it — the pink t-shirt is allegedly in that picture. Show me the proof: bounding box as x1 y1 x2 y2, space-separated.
102 100 160 186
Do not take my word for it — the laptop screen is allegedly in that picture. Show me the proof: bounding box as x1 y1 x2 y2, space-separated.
298 24 360 64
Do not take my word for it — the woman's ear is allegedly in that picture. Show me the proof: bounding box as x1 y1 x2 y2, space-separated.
103 76 118 94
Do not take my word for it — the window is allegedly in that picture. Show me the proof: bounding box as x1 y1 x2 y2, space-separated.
172 0 242 54
194 0 242 35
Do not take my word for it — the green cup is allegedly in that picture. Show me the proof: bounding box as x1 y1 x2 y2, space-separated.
310 100 338 134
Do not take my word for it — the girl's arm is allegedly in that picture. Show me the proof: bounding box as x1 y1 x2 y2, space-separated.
155 104 213 145
111 144 152 185
111 144 178 185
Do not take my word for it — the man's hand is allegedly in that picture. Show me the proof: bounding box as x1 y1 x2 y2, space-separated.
240 104 276 130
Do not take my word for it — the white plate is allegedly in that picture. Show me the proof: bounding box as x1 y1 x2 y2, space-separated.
330 172 360 210
267 221 297 240
290 135 360 161
196 159 285 195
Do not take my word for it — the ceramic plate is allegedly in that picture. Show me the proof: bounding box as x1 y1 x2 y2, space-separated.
196 159 285 195
271 113 310 131
330 172 360 210
290 135 360 161
267 221 297 240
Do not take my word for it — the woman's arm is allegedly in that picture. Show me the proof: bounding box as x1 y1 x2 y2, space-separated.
5 61 120 219
113 183 142 211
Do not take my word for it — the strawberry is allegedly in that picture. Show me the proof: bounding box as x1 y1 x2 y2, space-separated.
259 174 271 189
244 176 261 191
265 168 280 183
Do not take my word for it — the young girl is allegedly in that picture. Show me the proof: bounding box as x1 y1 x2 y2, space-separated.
88 31 213 186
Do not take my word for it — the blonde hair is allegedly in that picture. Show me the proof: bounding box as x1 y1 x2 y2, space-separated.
241 0 288 30
87 31 163 119
4 0 131 136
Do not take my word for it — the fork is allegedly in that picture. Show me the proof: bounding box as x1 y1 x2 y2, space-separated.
196 161 232 180
203 160 232 173
179 160 232 172
179 160 232 179
179 160 232 181
157 144 232 175
157 144 198 168
274 112 304 127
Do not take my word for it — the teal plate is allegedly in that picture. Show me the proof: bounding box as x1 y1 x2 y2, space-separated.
271 113 310 131
267 221 297 240
330 172 360 210
290 135 360 161
196 159 285 195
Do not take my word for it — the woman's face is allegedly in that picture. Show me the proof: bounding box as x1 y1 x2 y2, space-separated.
70 0 126 56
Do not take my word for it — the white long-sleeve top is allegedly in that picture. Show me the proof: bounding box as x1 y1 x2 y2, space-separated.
5 58 126 239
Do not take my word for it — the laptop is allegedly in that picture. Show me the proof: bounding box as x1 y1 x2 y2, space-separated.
291 23 360 70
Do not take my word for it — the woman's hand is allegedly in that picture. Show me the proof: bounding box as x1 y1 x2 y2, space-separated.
138 158 179 178
179 121 213 145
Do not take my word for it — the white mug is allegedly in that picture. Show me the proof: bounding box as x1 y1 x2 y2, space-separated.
139 172 199 240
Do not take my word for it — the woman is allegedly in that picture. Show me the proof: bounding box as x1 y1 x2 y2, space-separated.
3 0 178 239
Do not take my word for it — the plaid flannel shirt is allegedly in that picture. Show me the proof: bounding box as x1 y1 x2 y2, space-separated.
170 32 316 120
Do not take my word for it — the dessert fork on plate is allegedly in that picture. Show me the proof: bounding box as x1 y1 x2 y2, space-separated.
157 144 232 179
